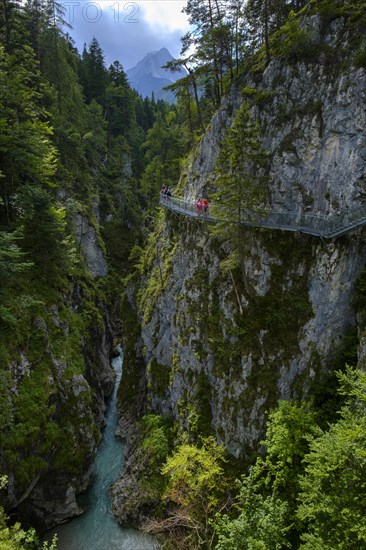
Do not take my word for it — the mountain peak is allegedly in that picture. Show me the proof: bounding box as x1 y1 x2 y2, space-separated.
126 48 186 103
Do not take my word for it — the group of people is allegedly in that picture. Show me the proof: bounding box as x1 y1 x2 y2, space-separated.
160 185 172 197
160 186 210 217
195 197 209 216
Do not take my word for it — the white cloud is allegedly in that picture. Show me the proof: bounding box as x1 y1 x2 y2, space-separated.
140 1 189 33
63 0 190 69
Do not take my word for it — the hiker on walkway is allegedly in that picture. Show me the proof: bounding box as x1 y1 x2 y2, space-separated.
195 198 203 216
202 198 209 216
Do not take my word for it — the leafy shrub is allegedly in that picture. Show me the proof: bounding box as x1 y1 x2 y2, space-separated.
272 19 320 63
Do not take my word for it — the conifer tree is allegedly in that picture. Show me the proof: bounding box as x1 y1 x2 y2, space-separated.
140 110 184 208
298 368 366 549
210 101 268 280
0 44 57 225
0 0 27 53
106 61 136 140
79 37 107 106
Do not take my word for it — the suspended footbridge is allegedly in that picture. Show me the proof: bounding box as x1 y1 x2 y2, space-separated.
160 195 366 239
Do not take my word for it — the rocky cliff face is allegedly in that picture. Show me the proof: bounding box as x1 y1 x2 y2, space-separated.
187 16 366 214
118 15 366 462
137 225 366 456
2 207 116 532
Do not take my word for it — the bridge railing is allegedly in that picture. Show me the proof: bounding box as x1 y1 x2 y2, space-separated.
160 194 206 217
159 194 366 238
253 210 328 235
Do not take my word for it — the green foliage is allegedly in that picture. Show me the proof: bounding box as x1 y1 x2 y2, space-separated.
0 44 57 223
79 38 107 106
18 187 78 288
307 0 351 23
214 402 317 548
214 476 290 550
210 101 268 278
0 230 30 281
141 415 173 464
105 61 136 141
0 476 57 549
161 437 227 546
212 401 317 548
253 402 317 496
354 41 366 68
138 414 174 496
271 17 320 63
0 229 32 324
140 111 186 210
298 367 366 549
214 368 366 549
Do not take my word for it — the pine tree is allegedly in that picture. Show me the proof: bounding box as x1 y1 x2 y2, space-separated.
0 0 27 53
210 101 268 280
140 110 184 208
79 37 107 106
298 368 366 549
244 0 307 64
0 44 57 225
105 61 136 140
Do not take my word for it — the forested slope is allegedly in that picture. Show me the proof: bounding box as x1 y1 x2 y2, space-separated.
0 0 186 542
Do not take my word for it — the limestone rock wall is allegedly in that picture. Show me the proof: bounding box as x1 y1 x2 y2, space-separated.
139 220 366 457
2 202 115 531
134 15 366 458
186 16 366 216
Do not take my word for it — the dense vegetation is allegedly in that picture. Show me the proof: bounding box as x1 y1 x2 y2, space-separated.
135 367 366 549
0 0 187 544
2 0 366 548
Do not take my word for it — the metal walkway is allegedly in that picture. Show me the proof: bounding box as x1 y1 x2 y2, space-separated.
160 195 366 238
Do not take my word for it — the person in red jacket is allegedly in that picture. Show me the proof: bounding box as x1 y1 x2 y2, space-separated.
195 198 203 216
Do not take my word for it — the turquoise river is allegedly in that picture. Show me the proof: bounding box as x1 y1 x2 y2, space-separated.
45 350 159 550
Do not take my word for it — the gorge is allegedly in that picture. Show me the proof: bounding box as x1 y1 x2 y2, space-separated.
1 1 366 549
44 350 158 550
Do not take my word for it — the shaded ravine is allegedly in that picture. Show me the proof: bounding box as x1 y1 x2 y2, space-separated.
45 349 159 550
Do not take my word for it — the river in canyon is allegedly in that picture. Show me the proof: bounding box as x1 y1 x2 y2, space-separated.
45 350 159 550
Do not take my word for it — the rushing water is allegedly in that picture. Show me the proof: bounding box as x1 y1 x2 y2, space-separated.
45 350 159 550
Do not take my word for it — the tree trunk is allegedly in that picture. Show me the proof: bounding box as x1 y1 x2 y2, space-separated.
263 0 271 65
189 69 205 134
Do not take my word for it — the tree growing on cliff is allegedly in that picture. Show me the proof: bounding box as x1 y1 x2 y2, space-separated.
210 100 268 283
160 437 227 547
298 367 366 549
213 401 317 549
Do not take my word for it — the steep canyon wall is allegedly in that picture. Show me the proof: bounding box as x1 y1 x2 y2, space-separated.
121 14 366 460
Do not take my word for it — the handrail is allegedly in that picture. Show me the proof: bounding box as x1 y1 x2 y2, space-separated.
159 194 366 238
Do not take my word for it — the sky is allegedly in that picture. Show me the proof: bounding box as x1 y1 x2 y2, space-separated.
63 0 190 70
